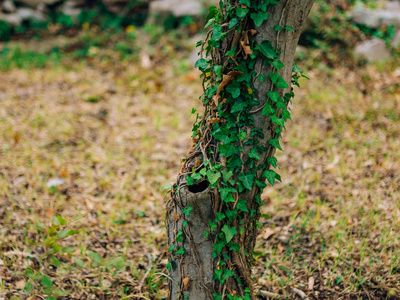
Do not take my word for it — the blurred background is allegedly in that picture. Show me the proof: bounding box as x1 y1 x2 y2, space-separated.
0 0 399 299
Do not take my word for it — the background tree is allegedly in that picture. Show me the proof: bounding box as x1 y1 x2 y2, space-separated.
166 1 314 299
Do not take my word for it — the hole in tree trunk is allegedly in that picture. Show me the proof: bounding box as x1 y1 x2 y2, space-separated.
188 180 209 193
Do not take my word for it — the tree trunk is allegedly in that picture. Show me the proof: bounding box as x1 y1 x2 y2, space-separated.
166 1 314 299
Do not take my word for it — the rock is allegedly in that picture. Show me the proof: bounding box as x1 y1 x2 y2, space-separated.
14 0 60 8
351 6 400 28
46 178 65 188
0 12 22 26
150 0 202 17
354 38 391 62
3 0 17 13
17 7 46 22
385 1 400 10
392 30 400 47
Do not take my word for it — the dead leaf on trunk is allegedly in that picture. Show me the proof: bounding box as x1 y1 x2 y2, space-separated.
173 212 180 222
182 277 190 291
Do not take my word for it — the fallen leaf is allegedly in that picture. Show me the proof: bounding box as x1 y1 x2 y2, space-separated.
174 212 180 222
182 277 190 291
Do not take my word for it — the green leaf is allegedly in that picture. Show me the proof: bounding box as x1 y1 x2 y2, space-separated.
57 229 78 239
167 261 172 271
195 58 208 70
267 156 278 168
213 241 225 255
271 59 284 70
285 25 295 32
221 169 233 182
239 0 251 6
182 206 193 217
267 91 279 102
251 12 268 27
175 247 185 255
219 144 239 157
161 183 173 190
248 148 260 160
211 24 224 43
89 251 102 263
219 187 237 201
269 72 279 84
231 101 246 113
74 258 85 268
274 24 283 31
168 244 176 252
238 173 254 190
221 225 237 243
270 115 285 127
276 76 289 89
257 41 277 60
226 85 241 98
262 103 274 116
213 65 222 79
236 7 249 18
237 199 248 212
269 138 283 151
206 170 221 185
41 275 53 288
204 18 215 29
229 18 239 29
262 170 276 185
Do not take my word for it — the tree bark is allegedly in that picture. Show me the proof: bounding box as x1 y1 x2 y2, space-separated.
166 1 315 299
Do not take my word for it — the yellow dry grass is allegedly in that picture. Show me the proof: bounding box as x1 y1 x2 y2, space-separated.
0 31 399 299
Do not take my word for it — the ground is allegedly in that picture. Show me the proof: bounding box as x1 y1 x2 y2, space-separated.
0 27 399 299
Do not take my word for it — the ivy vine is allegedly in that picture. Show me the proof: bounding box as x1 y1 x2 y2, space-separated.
166 1 307 299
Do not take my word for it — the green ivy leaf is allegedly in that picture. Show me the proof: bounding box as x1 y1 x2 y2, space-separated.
221 225 237 243
237 199 248 212
250 12 268 27
285 25 295 32
168 244 176 252
262 170 277 185
267 91 279 102
271 59 284 70
226 85 241 98
167 261 172 271
267 156 278 168
204 17 215 29
256 41 277 60
248 148 260 160
195 58 208 70
175 247 185 255
213 241 225 255
274 24 283 31
236 7 249 18
269 72 279 84
239 0 251 6
219 187 237 202
229 18 239 29
276 76 289 89
231 101 246 113
219 144 239 157
238 173 254 190
220 170 232 183
261 103 274 116
270 115 285 127
269 138 283 151
206 170 221 185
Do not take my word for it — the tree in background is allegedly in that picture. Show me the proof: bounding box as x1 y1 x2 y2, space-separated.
166 1 314 299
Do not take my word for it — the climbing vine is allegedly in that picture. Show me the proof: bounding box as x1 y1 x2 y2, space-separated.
166 1 308 299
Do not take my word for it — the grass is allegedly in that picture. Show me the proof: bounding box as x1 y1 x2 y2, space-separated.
0 27 399 300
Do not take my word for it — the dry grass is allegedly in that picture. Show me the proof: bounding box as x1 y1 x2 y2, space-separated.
0 29 399 299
